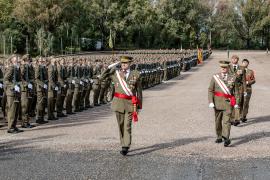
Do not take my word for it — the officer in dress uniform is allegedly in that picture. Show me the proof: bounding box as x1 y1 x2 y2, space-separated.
241 59 256 122
228 55 247 126
208 61 238 147
101 56 143 156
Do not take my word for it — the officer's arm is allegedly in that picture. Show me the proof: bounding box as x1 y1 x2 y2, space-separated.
3 66 13 86
100 67 115 80
57 66 64 86
248 70 256 85
136 75 143 109
48 67 56 88
20 66 28 87
242 68 247 93
0 68 4 82
35 67 45 87
208 77 215 104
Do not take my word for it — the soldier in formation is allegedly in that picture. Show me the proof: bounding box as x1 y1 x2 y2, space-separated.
0 49 211 134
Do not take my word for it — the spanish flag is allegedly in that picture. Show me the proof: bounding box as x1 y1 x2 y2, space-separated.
198 48 203 64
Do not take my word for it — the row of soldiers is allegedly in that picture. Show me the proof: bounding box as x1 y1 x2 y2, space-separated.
0 50 211 133
1 55 112 133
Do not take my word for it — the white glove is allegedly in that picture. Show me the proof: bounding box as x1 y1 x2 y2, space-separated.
64 84 67 88
234 105 239 109
85 79 89 83
43 84 48 89
0 83 3 89
72 80 76 84
209 103 215 108
108 62 120 69
80 81 83 85
14 85 20 92
28 83 33 89
54 86 59 91
244 92 248 97
90 79 94 84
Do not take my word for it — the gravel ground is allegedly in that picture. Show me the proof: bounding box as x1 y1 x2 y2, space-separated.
0 50 270 180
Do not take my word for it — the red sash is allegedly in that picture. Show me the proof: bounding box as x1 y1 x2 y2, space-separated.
214 91 236 107
114 93 142 122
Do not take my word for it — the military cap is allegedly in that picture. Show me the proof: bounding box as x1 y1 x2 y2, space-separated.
219 61 230 68
231 55 239 60
22 54 29 59
120 56 133 63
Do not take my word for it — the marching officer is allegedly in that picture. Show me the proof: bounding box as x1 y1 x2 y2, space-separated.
208 61 238 147
101 56 143 156
228 55 247 126
241 59 256 122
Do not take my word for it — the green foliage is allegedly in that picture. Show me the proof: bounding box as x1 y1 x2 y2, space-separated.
0 0 269 54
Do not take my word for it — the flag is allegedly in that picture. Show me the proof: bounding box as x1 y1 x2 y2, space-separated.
109 29 113 49
198 48 203 64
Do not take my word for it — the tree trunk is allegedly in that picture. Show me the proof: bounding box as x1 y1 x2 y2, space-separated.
266 27 270 49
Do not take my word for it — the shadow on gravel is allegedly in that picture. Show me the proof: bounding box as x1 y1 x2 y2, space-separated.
0 105 113 131
0 134 65 160
231 131 270 147
128 136 210 156
147 81 177 91
238 115 270 128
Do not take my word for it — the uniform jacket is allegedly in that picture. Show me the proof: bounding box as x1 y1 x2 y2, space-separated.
35 65 47 92
4 65 21 97
48 64 58 91
228 64 247 94
101 68 143 113
245 68 256 93
208 73 236 111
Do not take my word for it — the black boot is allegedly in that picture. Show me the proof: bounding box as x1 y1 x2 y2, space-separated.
223 138 231 147
233 120 240 126
120 147 129 156
215 138 223 143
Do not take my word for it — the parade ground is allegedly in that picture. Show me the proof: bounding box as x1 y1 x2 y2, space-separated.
0 50 270 180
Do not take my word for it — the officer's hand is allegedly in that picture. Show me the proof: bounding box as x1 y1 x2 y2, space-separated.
209 103 215 108
237 70 243 75
234 105 239 109
43 84 48 89
244 92 248 97
28 83 33 89
108 62 120 69
14 85 20 92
